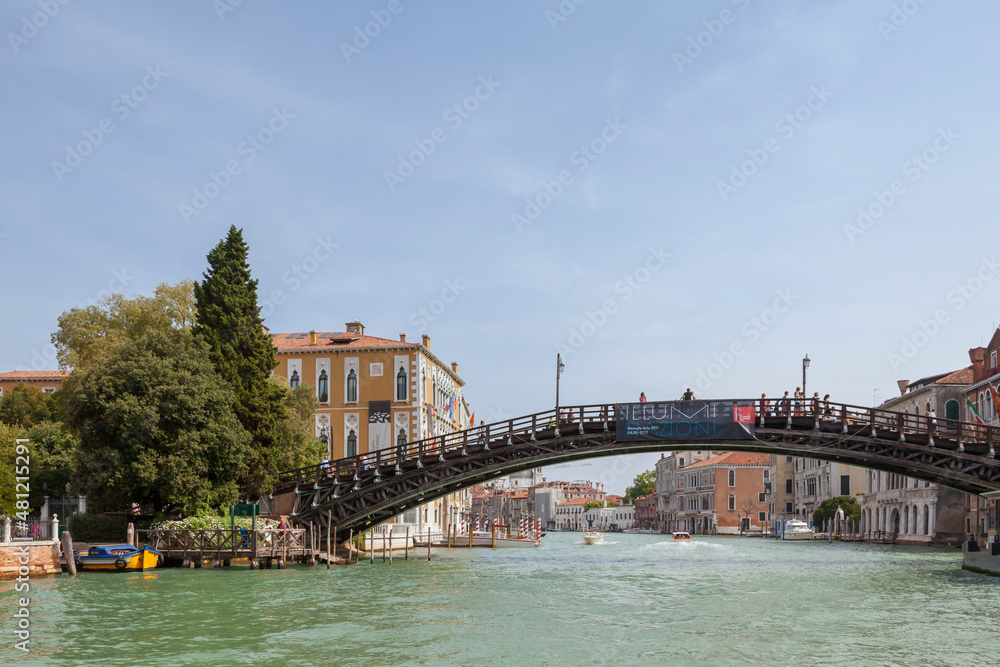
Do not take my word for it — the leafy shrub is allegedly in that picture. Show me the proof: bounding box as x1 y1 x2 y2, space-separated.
68 514 155 543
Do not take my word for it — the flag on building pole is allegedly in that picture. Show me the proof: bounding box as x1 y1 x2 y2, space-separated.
989 381 1000 419
469 412 475 428
966 396 985 424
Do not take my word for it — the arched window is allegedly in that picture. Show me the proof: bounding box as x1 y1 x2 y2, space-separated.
289 370 300 389
728 494 735 511
923 505 930 535
397 428 407 449
396 367 407 401
317 369 329 403
728 469 736 487
903 505 909 534
347 429 357 457
946 399 959 421
346 369 357 402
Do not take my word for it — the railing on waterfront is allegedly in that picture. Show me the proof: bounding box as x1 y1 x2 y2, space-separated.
9 517 59 541
273 398 999 495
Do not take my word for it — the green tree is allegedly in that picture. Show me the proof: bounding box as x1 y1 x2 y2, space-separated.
66 329 251 514
271 378 326 472
0 383 53 428
25 420 80 508
582 500 606 511
624 469 655 504
0 423 28 517
812 496 861 529
193 226 285 496
52 280 197 369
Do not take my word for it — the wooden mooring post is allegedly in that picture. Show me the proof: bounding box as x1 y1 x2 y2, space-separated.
327 513 332 570
62 531 76 576
427 526 431 561
389 529 393 565
370 532 374 564
405 525 409 560
349 528 354 564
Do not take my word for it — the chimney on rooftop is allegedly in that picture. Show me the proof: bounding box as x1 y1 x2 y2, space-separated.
970 346 986 382
896 380 909 396
399 333 407 343
309 330 317 345
422 334 430 349
451 362 458 373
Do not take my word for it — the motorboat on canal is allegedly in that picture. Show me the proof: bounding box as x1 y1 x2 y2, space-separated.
672 532 691 540
62 544 161 572
464 530 541 548
582 530 604 545
782 520 815 541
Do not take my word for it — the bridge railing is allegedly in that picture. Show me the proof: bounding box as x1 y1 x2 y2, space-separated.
274 398 997 492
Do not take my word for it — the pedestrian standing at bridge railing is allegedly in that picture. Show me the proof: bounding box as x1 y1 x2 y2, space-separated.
761 393 768 416
929 409 938 434
477 420 486 445
780 391 791 415
823 394 833 420
639 392 646 403
682 388 695 401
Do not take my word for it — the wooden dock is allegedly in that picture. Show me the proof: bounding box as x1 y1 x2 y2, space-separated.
139 528 314 569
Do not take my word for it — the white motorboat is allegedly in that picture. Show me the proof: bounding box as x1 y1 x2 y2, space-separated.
782 520 815 540
467 530 540 548
582 531 604 545
672 531 691 540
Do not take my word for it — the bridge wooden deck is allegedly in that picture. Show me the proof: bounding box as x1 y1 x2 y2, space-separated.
270 399 1000 539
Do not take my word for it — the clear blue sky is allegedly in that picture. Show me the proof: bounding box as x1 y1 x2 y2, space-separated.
3 1 998 493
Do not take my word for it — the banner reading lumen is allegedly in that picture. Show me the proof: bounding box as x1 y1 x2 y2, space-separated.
615 401 756 441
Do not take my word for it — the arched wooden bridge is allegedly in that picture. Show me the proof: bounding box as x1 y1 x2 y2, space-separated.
270 399 1000 541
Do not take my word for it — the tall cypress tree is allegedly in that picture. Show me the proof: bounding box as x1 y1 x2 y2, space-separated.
193 226 286 496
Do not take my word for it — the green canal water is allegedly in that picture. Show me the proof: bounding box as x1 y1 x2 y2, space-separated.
3 533 999 666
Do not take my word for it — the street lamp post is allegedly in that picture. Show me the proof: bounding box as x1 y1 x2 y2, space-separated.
555 353 565 435
802 354 810 397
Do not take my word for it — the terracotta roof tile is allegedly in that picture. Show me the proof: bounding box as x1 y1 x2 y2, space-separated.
556 497 601 506
685 451 770 469
0 371 70 380
271 332 415 351
932 367 973 385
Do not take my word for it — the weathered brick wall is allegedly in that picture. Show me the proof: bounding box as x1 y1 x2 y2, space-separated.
0 541 61 579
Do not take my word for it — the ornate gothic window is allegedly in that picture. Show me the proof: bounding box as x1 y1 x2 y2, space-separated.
346 369 358 403
347 430 358 457
289 370 300 389
396 367 407 401
317 370 329 403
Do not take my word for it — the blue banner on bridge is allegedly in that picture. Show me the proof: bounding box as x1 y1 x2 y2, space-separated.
615 401 756 441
